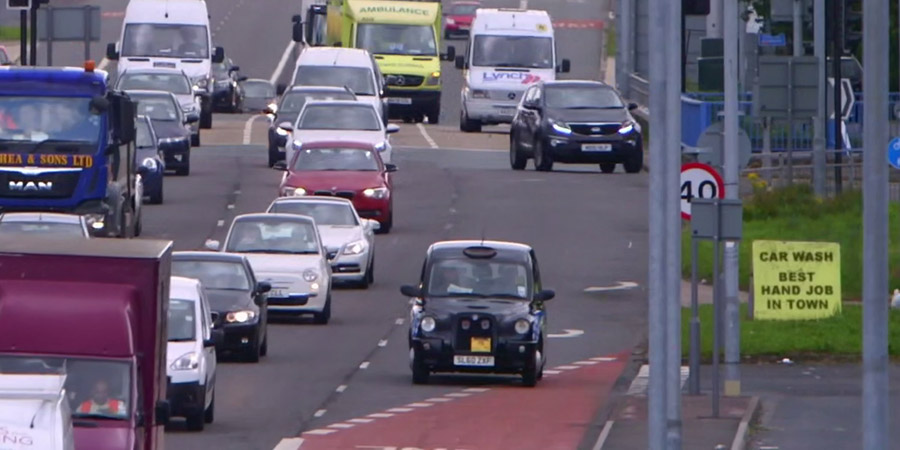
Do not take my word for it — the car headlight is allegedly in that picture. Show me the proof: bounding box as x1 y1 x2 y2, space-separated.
514 319 530 334
618 121 635 134
171 352 199 371
226 310 256 323
426 71 441 86
446 18 456 25
281 186 306 196
303 269 318 282
343 240 367 255
421 316 436 332
549 119 572 135
159 136 188 145
141 157 158 170
195 78 209 89
362 187 389 199
85 213 105 230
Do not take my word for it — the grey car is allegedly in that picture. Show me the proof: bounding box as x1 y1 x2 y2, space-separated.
116 68 203 146
0 212 91 237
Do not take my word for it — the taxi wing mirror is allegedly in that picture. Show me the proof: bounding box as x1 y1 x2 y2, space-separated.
278 121 293 132
386 124 400 134
384 163 398 173
534 289 555 301
628 102 639 111
212 46 225 64
400 284 422 298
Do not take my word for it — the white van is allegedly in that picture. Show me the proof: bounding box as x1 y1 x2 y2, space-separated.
455 8 570 132
0 374 75 450
106 0 224 130
285 47 388 124
166 276 219 431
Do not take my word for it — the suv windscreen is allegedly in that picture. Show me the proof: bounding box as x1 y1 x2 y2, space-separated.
293 66 376 96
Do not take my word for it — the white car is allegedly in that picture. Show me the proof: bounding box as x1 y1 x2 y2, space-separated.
279 100 399 165
205 213 334 324
167 276 219 431
267 196 378 288
0 212 90 237
115 68 203 146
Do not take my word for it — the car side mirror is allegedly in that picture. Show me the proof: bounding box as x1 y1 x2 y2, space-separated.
278 121 293 132
400 284 422 298
231 65 241 72
363 219 381 231
204 239 220 251
205 329 224 347
442 45 456 61
557 59 571 73
292 21 305 43
384 163 397 173
154 400 171 425
212 46 225 64
211 311 220 323
276 84 287 95
385 124 400 134
272 161 288 171
534 289 555 301
628 102 639 111
455 55 465 70
237 76 249 82
106 42 119 60
256 281 272 294
185 112 200 124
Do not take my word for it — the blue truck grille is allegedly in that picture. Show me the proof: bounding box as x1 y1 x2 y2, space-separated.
0 170 80 199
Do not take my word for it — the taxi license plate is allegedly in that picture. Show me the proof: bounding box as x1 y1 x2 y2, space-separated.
269 289 287 298
387 97 412 105
470 337 491 352
583 143 613 152
454 355 494 367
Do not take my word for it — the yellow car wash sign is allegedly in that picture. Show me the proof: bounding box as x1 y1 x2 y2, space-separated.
752 240 841 320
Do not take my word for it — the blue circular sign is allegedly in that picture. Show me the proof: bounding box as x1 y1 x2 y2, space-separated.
889 137 900 170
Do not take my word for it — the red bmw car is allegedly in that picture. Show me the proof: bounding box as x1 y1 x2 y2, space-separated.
275 141 396 233
443 1 480 39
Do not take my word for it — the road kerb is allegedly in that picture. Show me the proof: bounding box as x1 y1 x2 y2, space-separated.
729 395 761 450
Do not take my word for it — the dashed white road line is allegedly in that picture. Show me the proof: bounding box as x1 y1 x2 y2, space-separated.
395 318 404 325
347 418 374 424
397 145 505 154
543 369 562 375
415 123 438 149
273 437 304 450
445 392 471 398
426 397 453 402
335 385 347 393
407 402 433 408
327 423 354 429
226 204 235 209
463 388 490 393
242 115 260 145
377 339 388 347
367 412 394 418
359 361 370 369
313 409 327 418
216 219 224 227
387 407 414 413
592 356 618 362
556 365 580 370
303 429 336 435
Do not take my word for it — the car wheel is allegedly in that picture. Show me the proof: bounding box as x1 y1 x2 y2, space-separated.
599 162 616 173
204 391 215 424
244 339 260 363
191 133 200 147
459 110 482 133
259 330 268 357
186 400 205 431
533 138 553 172
313 294 331 324
509 133 527 170
175 153 191 176
376 210 392 234
200 106 213 129
267 145 280 168
149 182 163 204
623 152 644 173
410 347 429 385
426 103 440 124
366 258 375 285
522 348 541 387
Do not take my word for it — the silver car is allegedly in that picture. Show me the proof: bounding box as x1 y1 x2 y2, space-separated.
205 213 334 324
266 196 378 288
115 68 203 146
0 212 90 237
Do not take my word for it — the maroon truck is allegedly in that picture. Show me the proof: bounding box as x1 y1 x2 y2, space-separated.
0 235 173 450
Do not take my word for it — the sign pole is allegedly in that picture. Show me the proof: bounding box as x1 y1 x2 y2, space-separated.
862 0 889 447
711 211 721 418
813 0 827 197
45 6 52 66
689 236 700 395
19 9 27 65
84 6 91 62
831 0 843 194
29 0 36 66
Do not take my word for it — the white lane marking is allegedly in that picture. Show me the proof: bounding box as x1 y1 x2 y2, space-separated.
378 339 388 347
387 407 413 413
519 0 528 9
397 145 505 154
328 423 354 429
347 418 374 424
336 385 347 393
556 365 580 370
313 409 326 418
543 369 562 375
273 437 305 450
584 281 640 293
591 420 615 450
444 223 453 231
367 412 394 418
97 57 110 70
242 115 260 145
415 123 438 149
271 41 298 84
548 329 584 338
302 429 336 435
226 204 235 209
427 397 453 402
463 388 490 393
216 219 224 227
628 241 633 249
395 318 404 325
359 361 370 369
592 356 618 362
445 392 471 398
407 402 433 408
575 360 599 365
234 190 242 195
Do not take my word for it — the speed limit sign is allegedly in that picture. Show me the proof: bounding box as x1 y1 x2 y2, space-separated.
681 162 725 220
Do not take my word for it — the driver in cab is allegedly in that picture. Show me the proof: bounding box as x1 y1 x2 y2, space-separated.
78 379 127 417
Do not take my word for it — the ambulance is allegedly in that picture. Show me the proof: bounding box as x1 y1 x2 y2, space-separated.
455 8 570 132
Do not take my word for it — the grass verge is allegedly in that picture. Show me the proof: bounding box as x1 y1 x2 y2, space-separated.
604 22 616 57
681 304 900 361
0 26 22 41
681 184 900 300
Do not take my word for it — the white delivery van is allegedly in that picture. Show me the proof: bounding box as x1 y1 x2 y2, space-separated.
455 8 570 132
0 373 75 450
106 0 224 130
285 47 388 125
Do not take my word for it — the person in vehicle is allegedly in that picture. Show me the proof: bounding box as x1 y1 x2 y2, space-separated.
78 379 127 416
234 224 264 250
432 265 473 294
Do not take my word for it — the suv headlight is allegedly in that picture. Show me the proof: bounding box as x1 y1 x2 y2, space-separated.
421 316 436 332
194 78 209 89
549 119 572 135
618 121 635 134
141 157 158 170
362 187 389 199
282 187 306 196
303 269 319 282
343 240 367 255
514 319 530 334
171 352 199 371
226 310 256 323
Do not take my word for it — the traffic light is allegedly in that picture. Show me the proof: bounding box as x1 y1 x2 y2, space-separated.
684 0 710 16
844 0 862 54
6 0 31 9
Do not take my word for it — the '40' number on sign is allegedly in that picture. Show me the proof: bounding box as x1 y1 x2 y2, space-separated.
681 179 718 202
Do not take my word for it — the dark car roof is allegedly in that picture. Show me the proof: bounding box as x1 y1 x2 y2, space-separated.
172 251 248 264
427 240 533 262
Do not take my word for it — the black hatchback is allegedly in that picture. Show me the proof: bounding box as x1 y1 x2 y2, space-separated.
172 251 271 362
401 240 555 387
509 80 644 173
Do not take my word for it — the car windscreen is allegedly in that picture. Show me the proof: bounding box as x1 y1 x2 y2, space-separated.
293 66 376 96
0 356 132 421
0 97 102 151
291 147 379 172
242 81 275 98
133 96 179 122
118 73 192 95
122 23 210 59
279 91 356 113
168 298 197 341
297 105 381 131
0 221 86 237
270 202 359 226
426 258 531 299
451 3 479 15
225 219 321 254
544 86 625 109
356 24 437 56
172 260 251 291
135 119 154 148
472 35 554 69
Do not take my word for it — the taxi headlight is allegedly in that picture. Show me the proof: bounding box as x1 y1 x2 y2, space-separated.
343 240 367 255
421 316 436 332
362 187 388 199
226 310 256 323
141 157 158 170
514 319 530 334
303 269 318 282
171 352 199 371
281 187 306 196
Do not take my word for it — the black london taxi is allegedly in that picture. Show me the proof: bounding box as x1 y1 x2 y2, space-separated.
400 240 555 387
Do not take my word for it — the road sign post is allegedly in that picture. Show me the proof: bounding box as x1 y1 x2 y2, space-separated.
681 162 726 220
